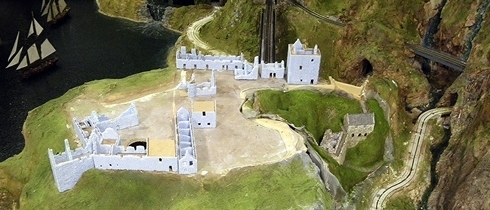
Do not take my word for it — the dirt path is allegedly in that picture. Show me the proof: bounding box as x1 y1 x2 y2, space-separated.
186 8 226 55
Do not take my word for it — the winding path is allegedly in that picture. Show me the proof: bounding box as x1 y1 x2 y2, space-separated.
186 8 226 55
371 107 451 209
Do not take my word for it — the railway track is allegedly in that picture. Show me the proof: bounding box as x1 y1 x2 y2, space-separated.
260 0 276 63
287 0 345 27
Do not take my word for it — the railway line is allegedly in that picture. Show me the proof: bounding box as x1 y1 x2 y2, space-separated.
286 0 345 27
259 0 276 63
371 108 452 209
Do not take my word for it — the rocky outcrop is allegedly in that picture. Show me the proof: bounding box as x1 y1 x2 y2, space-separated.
429 66 490 209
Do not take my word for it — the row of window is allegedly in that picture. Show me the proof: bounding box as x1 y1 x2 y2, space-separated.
351 133 368 137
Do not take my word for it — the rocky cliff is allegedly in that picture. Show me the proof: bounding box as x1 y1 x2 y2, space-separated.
431 65 490 209
428 0 490 208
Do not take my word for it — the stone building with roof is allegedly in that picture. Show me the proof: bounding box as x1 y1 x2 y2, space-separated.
343 113 375 146
191 100 216 129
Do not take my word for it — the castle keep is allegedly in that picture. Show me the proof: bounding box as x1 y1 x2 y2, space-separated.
286 39 321 85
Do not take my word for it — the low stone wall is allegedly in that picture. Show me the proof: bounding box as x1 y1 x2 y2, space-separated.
328 76 363 100
92 155 178 171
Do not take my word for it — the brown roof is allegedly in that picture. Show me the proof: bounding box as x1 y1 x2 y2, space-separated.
193 100 215 112
148 139 176 157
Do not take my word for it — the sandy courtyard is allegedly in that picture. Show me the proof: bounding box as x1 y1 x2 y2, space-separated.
66 70 306 175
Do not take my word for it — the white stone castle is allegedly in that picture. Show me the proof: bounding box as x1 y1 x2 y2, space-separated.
50 38 324 193
176 38 320 84
48 101 216 192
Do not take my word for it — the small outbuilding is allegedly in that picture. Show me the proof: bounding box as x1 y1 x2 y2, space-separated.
191 100 216 128
343 113 375 139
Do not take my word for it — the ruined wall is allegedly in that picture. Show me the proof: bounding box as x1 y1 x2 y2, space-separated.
48 147 95 192
95 103 139 131
92 155 177 172
261 60 285 79
329 76 362 100
175 108 198 174
235 56 259 80
176 46 245 70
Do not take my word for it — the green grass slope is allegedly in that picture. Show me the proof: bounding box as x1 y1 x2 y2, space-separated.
0 67 331 209
255 90 389 192
200 0 263 60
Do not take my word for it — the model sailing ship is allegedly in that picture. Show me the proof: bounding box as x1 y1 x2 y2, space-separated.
41 0 71 25
5 18 58 79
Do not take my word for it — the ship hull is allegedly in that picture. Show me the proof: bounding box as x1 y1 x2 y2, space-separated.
48 7 71 25
20 57 59 79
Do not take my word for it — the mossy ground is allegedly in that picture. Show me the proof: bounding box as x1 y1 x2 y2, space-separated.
255 90 390 192
344 99 390 170
22 155 329 210
167 4 214 32
385 195 416 210
200 0 263 60
257 90 362 142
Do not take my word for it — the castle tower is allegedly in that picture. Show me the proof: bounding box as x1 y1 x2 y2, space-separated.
286 39 321 85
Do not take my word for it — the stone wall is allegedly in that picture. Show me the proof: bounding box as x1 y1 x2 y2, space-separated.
176 46 245 70
261 60 285 79
329 76 363 100
235 56 259 80
92 155 177 171
175 108 198 174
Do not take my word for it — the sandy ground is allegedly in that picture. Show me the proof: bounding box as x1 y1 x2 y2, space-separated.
66 70 306 175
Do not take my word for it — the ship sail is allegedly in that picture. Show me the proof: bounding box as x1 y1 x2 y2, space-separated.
8 32 20 61
27 18 43 37
6 47 22 69
44 0 70 24
47 5 53 22
41 0 47 15
58 0 67 12
17 44 40 70
51 0 60 17
40 39 56 59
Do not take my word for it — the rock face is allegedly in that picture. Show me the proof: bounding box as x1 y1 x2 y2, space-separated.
430 66 490 209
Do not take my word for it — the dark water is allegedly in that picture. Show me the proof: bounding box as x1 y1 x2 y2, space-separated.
0 0 180 161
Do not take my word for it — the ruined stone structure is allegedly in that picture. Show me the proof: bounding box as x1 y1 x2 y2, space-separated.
175 108 198 174
48 103 199 192
260 60 285 79
343 113 375 146
179 70 217 98
320 129 346 164
191 100 217 128
286 39 321 85
176 46 245 71
319 113 375 164
234 56 259 80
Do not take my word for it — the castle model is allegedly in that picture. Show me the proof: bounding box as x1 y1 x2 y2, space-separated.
176 39 319 84
47 102 217 192
49 38 372 193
